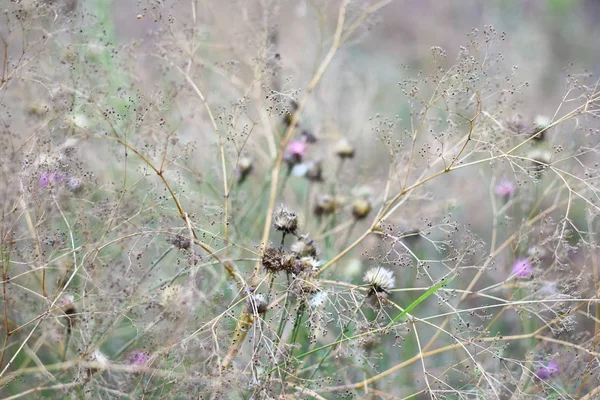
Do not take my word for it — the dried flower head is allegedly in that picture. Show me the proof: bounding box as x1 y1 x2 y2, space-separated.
335 139 355 159
528 148 552 176
351 198 372 220
304 159 323 182
246 292 269 314
291 235 318 258
166 234 192 250
273 205 298 235
314 194 341 217
364 266 396 296
535 360 559 380
511 258 533 279
494 178 515 198
531 115 551 141
261 247 285 273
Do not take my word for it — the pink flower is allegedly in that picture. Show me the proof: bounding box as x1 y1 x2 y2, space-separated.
511 258 533 279
494 179 515 198
39 172 64 188
535 360 559 380
127 350 150 365
284 138 308 165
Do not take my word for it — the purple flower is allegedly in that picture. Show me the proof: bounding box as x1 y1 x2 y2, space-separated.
511 258 533 279
284 139 308 165
494 179 515 198
127 350 150 365
39 172 64 188
535 360 559 380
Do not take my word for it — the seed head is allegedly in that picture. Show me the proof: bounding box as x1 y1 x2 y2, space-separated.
335 139 355 159
261 247 285 273
528 148 552 176
364 266 396 296
246 292 269 314
236 156 253 183
273 205 298 235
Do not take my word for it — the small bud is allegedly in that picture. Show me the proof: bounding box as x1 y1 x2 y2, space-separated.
314 195 340 217
273 205 298 235
351 198 371 220
335 139 355 159
304 160 323 182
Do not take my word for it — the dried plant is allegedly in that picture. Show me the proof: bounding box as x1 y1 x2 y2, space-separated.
1 1 600 399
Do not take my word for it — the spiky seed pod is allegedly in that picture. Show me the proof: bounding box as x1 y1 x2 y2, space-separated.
304 160 323 182
335 139 355 159
261 247 285 273
246 292 269 314
167 234 191 250
291 235 318 258
351 198 371 220
236 156 253 183
273 205 298 235
364 266 396 296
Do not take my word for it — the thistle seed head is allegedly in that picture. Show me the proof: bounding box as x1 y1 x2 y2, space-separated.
364 266 396 296
273 205 298 235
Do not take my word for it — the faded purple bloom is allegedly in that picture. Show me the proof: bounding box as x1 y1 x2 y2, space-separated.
39 172 64 188
511 258 533 279
494 179 515 198
67 177 82 192
284 138 308 165
535 360 559 380
127 350 150 366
